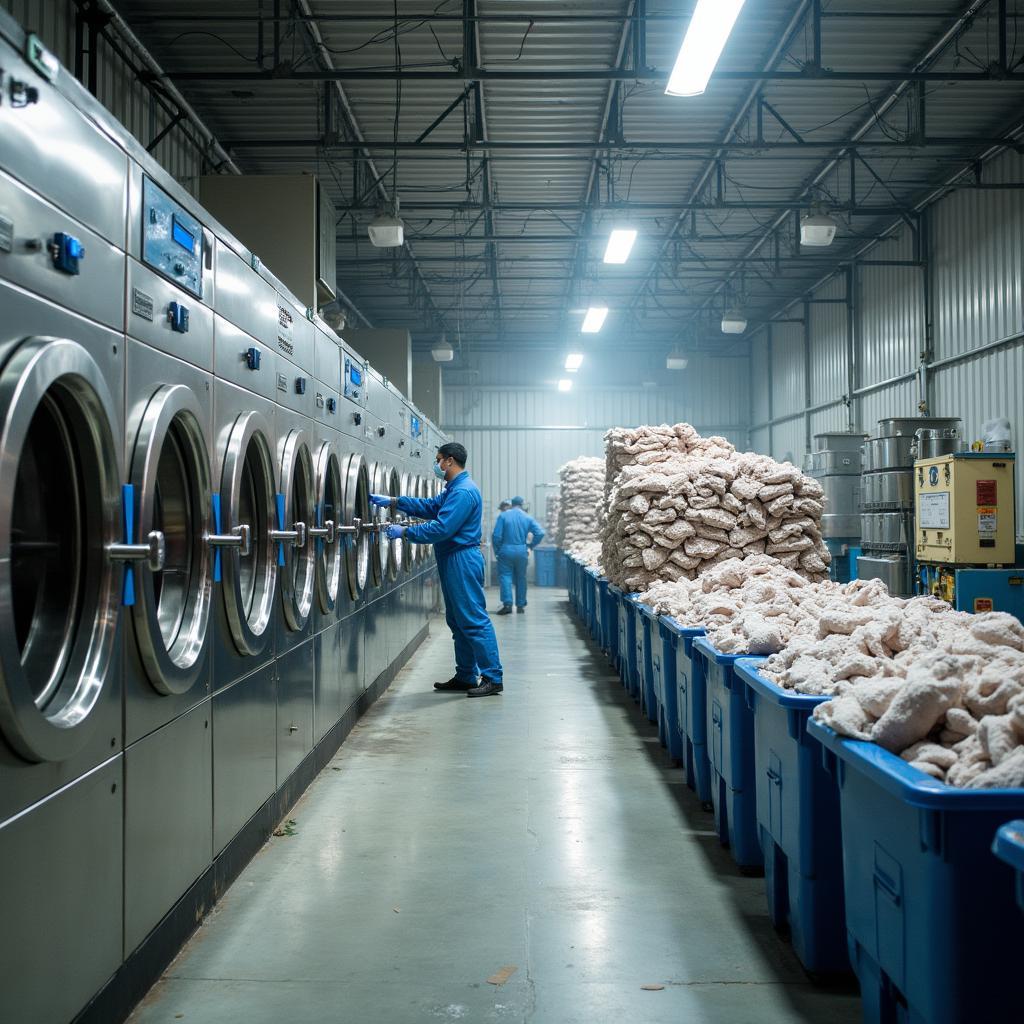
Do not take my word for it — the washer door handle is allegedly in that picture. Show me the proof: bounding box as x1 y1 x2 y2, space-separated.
109 530 166 572
208 524 252 556
271 521 307 548
335 516 361 537
307 520 336 544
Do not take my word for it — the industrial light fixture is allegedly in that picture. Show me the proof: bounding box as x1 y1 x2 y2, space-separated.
603 228 638 264
564 352 584 372
581 306 609 333
431 336 454 362
800 210 839 247
721 309 748 334
666 349 689 370
368 198 405 247
665 0 746 98
557 379 573 392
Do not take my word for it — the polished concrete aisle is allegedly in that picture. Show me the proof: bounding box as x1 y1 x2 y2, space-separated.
130 589 860 1024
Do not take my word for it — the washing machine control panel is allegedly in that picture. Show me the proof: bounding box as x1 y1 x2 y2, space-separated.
142 177 204 298
343 356 367 405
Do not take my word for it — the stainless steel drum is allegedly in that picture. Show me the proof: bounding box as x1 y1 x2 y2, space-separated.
912 426 961 461
876 416 961 438
872 470 915 509
863 435 916 471
856 552 913 597
862 512 908 549
821 513 862 539
813 432 866 454
810 449 862 475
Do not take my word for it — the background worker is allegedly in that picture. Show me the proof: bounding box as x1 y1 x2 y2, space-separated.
370 442 504 698
492 496 545 615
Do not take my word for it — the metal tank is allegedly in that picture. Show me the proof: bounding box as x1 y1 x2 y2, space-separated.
0 14 446 1023
805 432 865 583
857 416 961 597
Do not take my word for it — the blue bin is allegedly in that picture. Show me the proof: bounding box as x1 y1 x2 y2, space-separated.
596 578 615 656
993 820 1024 914
654 619 684 762
618 594 640 695
555 551 568 588
533 546 558 587
661 619 710 802
590 574 603 641
736 660 849 974
809 718 1024 1024
694 637 764 871
630 601 655 716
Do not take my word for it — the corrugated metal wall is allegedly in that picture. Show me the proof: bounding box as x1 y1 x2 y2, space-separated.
6 0 206 185
443 362 749 538
750 150 1024 530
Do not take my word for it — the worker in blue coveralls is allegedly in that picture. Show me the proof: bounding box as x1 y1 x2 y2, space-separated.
370 442 504 698
492 496 545 615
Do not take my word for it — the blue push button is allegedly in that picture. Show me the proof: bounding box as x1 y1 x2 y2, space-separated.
50 232 85 275
168 301 190 334
245 347 261 370
295 377 307 395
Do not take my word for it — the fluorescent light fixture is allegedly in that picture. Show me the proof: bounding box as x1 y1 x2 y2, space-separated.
431 337 454 362
666 349 689 370
800 211 839 247
721 309 748 334
603 228 638 264
581 306 609 333
557 379 573 392
368 201 405 247
665 0 746 98
564 352 584 372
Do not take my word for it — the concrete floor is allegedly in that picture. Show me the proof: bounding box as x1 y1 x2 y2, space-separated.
130 588 861 1024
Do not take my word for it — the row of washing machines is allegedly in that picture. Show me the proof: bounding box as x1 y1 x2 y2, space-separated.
0 14 444 1023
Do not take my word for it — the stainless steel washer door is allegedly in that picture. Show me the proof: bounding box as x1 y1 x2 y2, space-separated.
369 462 388 587
221 411 276 656
280 429 315 631
342 452 370 600
387 468 404 581
130 385 212 695
0 338 121 763
314 441 342 614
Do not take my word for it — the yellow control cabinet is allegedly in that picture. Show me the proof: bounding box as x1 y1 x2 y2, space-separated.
915 453 1016 566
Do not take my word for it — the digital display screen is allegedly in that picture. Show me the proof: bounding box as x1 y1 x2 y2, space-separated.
349 366 362 386
172 217 196 254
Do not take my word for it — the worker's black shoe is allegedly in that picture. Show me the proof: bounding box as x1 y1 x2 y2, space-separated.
434 676 476 692
516 606 525 614
466 680 503 698
496 605 512 615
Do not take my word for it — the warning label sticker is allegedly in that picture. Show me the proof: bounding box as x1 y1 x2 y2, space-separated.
978 508 997 537
977 479 997 505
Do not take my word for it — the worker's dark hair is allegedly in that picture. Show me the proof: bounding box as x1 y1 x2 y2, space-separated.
437 441 467 467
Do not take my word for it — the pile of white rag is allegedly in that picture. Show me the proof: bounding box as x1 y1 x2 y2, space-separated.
755 583 1024 789
557 456 605 554
602 423 832 592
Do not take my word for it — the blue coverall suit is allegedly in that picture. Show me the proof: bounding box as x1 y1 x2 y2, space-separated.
398 471 503 685
492 508 545 608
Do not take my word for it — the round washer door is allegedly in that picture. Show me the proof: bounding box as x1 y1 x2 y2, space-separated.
0 338 122 763
314 440 342 615
220 411 277 657
279 429 316 631
387 467 404 580
413 477 426 565
129 384 212 695
369 461 388 587
341 451 370 600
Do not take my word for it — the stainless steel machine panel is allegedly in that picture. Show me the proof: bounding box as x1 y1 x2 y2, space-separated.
276 639 314 785
212 662 276 854
124 700 212 954
821 513 862 539
214 314 279 402
212 237 277 343
0 39 127 248
857 552 912 597
863 470 914 509
812 432 865 454
211 379 278 689
276 352 318 417
0 757 123 1024
0 168 126 330
275 293 314 372
365 366 394 423
127 259 215 371
124 341 213 744
314 620 342 743
810 449 862 475
862 512 909 549
313 323 341 389
339 610 364 709
0 285 124 815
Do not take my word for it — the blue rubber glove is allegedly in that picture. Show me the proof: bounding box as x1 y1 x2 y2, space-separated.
370 494 391 508
386 524 406 540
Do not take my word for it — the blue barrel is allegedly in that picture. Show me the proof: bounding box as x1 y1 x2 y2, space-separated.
736 660 849 974
809 718 1024 1024
660 619 710 803
993 821 1024 914
694 637 764 871
534 546 558 586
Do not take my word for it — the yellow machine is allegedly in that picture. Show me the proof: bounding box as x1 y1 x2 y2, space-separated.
915 453 1016 567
